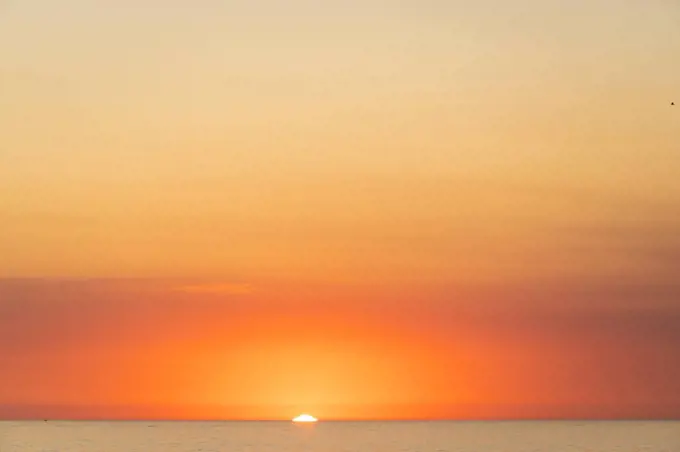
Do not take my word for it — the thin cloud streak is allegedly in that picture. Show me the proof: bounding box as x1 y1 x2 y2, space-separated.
173 283 255 295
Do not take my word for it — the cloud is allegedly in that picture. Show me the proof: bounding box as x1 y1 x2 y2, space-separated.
172 283 255 295
0 278 255 355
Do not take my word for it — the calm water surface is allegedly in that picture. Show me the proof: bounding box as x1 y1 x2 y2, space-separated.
1 420 678 452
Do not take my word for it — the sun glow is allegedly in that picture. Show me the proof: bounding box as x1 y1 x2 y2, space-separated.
292 414 318 423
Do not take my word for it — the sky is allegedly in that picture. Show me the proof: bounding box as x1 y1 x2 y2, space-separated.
0 0 679 420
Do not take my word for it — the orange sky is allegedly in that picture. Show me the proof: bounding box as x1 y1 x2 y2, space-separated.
1 278 679 420
1 1 679 420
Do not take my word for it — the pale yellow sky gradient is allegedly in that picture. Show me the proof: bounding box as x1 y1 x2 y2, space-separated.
2 0 679 283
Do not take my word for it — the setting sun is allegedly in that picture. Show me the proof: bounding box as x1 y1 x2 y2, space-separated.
293 414 318 423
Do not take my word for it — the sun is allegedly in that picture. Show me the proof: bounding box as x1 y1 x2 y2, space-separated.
292 414 318 423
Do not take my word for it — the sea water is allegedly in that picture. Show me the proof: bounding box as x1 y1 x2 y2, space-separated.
1 420 678 452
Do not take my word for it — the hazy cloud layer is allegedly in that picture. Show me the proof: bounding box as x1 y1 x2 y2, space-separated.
1 277 679 415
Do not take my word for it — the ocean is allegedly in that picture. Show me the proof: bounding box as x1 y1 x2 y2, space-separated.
1 420 678 452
